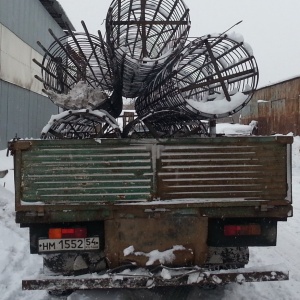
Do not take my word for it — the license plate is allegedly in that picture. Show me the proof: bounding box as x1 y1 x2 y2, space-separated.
38 237 100 253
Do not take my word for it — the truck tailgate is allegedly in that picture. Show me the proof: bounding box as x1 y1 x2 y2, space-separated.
9 136 293 221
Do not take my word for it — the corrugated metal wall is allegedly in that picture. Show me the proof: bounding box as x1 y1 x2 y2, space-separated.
0 0 66 149
0 0 64 55
240 78 300 135
0 80 58 147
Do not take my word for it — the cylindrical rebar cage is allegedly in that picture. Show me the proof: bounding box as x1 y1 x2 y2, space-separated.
41 109 121 139
36 23 123 118
135 33 259 122
40 31 113 94
106 0 191 98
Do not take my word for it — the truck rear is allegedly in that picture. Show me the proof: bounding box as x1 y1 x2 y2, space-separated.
9 135 293 291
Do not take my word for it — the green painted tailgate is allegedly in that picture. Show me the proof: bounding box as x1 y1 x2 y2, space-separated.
16 139 154 203
10 136 293 206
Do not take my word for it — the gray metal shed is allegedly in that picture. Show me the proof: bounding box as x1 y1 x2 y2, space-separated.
0 0 75 149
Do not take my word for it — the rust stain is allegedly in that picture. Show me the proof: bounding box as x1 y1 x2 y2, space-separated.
105 216 208 268
240 77 300 135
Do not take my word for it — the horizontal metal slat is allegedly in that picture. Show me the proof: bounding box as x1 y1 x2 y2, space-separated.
158 170 286 178
23 155 151 163
160 190 287 200
161 176 285 183
24 186 151 195
26 178 151 184
22 193 151 202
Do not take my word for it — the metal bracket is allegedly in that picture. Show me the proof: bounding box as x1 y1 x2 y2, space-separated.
9 141 32 152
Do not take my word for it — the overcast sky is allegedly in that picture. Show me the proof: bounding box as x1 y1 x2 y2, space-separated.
58 0 300 88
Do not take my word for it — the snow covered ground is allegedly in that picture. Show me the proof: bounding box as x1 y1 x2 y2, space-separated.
0 135 299 300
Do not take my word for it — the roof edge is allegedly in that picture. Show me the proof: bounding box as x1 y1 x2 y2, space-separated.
39 0 76 31
257 74 300 91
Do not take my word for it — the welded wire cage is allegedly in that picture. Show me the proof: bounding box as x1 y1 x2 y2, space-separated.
36 0 260 139
41 110 121 139
39 28 113 95
36 22 124 118
135 33 259 122
106 0 191 98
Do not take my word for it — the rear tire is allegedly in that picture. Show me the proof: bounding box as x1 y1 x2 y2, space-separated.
48 289 73 297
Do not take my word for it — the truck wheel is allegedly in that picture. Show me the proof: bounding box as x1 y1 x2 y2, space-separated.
206 246 249 267
48 289 73 298
43 252 107 275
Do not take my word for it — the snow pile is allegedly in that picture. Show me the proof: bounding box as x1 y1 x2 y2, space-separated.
0 189 45 300
0 149 14 193
47 81 108 109
186 91 248 115
216 121 256 136
0 150 45 299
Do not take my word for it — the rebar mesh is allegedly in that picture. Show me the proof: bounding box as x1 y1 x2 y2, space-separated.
135 34 259 122
41 109 121 139
35 1 259 139
106 0 190 98
40 30 113 93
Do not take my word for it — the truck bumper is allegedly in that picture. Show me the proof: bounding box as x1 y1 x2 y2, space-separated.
22 265 288 291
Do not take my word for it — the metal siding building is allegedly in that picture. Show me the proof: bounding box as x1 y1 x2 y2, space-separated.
0 0 75 149
240 77 300 135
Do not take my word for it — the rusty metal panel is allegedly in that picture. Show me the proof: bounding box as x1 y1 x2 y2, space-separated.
240 77 300 135
105 216 208 268
257 101 270 135
271 99 285 133
157 141 288 201
20 140 153 203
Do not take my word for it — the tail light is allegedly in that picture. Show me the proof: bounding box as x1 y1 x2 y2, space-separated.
49 228 87 239
224 224 261 236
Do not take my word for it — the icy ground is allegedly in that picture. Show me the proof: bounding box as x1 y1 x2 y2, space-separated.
0 136 299 300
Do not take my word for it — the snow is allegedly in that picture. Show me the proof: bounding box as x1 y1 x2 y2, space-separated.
160 268 172 280
46 81 108 110
123 245 135 257
216 122 256 136
41 108 120 135
0 149 14 193
227 31 244 44
186 92 248 115
123 245 188 266
243 42 254 56
0 135 300 299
